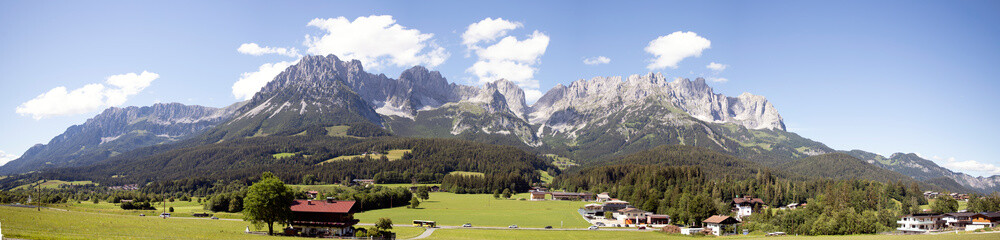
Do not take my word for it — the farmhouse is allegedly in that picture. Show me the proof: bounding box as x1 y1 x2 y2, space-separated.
550 192 595 201
306 191 319 199
530 191 547 201
287 198 360 237
703 215 740 236
732 197 764 219
897 213 945 233
942 212 976 229
967 212 1000 231
581 203 604 216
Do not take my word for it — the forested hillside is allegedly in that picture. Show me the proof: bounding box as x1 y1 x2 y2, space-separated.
0 136 555 193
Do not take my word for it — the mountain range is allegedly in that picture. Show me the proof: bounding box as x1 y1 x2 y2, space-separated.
2 54 996 193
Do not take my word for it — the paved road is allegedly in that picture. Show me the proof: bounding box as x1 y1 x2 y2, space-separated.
409 228 436 239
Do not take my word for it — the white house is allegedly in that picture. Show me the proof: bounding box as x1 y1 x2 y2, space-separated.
732 197 764 219
897 213 945 233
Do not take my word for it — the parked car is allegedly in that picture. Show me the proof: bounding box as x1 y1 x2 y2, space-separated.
211 216 219 220
637 226 646 230
595 222 606 226
544 226 552 229
766 232 787 236
588 226 599 230
508 225 518 229
462 223 472 227
159 213 170 218
139 214 145 217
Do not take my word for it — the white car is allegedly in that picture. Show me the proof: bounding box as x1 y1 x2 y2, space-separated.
588 226 599 230
508 225 518 229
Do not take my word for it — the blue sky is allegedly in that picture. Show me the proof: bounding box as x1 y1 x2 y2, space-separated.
1 1 999 176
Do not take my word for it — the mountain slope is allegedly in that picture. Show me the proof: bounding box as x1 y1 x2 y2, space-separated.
845 150 1000 193
784 153 914 183
0 102 241 175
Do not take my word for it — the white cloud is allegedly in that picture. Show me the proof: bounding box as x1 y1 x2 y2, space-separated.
0 150 20 166
928 155 1000 177
462 18 522 47
232 61 296 100
706 62 728 71
583 56 611 65
16 71 159 119
707 77 728 83
238 43 300 58
645 31 711 70
464 18 550 104
304 15 448 69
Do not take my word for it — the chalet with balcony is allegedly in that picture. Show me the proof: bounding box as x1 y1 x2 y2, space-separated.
288 198 360 237
732 197 764 219
897 213 945 233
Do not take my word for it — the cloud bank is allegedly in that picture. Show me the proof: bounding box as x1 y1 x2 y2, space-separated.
238 43 300 58
583 56 611 65
304 15 448 69
463 18 549 103
646 31 711 70
16 71 159 119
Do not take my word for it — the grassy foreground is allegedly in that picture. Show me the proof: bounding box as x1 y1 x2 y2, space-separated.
0 205 425 239
425 228 1000 240
356 192 592 228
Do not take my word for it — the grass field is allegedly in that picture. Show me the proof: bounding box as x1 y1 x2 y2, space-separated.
319 149 412 164
356 192 592 228
539 170 553 183
13 180 96 190
377 183 441 188
271 152 297 159
544 154 579 170
425 228 1000 240
0 205 426 240
919 198 969 211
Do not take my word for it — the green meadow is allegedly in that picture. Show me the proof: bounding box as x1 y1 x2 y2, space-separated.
0 205 425 240
356 192 592 228
425 228 1000 240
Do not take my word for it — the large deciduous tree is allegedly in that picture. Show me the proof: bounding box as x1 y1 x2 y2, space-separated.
242 172 295 235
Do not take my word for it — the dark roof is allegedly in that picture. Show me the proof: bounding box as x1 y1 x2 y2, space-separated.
945 212 977 217
551 192 593 197
703 215 740 224
290 200 356 213
648 214 671 219
733 197 765 205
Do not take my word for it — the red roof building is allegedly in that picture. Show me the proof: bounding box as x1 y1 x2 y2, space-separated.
288 199 360 237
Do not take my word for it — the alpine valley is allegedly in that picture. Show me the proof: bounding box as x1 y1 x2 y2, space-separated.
2 54 997 194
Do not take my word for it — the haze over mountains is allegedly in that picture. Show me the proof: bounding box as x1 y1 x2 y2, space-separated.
2 54 997 193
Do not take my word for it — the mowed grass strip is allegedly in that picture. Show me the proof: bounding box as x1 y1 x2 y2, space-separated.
425 228 1000 240
0 206 278 240
319 149 412 164
13 180 96 190
356 192 591 228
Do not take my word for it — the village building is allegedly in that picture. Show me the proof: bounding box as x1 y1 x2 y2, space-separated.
351 179 375 186
703 215 740 236
581 203 604 216
306 191 319 199
967 212 1000 231
732 197 764 219
897 213 945 233
550 192 595 201
529 191 548 201
614 207 652 225
603 199 631 212
942 212 976 229
646 214 671 226
596 192 612 202
287 198 360 237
